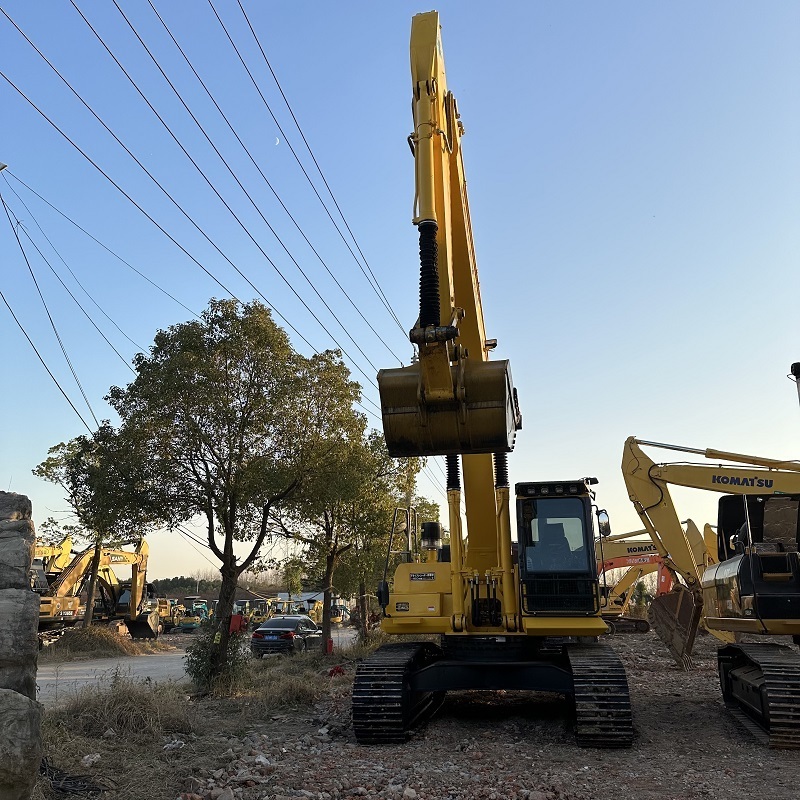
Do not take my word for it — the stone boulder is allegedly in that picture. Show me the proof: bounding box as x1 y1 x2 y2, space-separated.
0 689 43 800
0 491 32 521
0 589 40 700
0 518 35 589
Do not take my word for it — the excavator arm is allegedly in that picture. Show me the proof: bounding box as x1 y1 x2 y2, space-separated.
378 11 521 459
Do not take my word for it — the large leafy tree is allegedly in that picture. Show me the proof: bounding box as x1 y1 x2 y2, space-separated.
106 298 362 681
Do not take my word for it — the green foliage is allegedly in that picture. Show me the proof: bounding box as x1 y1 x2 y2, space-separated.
152 576 221 597
184 629 251 691
283 558 304 599
632 580 652 607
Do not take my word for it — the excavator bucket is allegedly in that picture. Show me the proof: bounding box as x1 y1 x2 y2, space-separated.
125 608 161 639
648 585 701 669
378 359 520 456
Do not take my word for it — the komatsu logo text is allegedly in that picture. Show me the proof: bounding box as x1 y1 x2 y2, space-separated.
712 475 773 488
626 545 657 554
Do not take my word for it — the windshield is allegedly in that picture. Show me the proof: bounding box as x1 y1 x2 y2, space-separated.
519 497 591 573
259 618 298 630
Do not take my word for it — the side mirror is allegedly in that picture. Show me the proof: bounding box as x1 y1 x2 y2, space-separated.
597 509 611 538
377 580 390 610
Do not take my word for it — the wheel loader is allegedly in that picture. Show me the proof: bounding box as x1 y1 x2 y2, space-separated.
352 12 633 748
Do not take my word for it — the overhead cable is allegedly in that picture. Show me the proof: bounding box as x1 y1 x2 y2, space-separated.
206 0 407 335
234 0 406 333
144 0 404 366
2 171 199 320
1 192 100 427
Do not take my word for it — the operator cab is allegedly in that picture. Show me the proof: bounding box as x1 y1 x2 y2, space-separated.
515 480 601 615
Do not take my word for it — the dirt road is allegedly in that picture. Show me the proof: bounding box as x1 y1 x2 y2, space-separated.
183 631 800 800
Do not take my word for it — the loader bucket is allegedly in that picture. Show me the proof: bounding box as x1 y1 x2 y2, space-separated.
378 359 519 456
125 608 161 639
648 585 701 670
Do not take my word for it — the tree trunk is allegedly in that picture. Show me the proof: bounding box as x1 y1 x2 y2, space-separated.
208 560 238 683
358 579 368 640
81 540 103 628
319 551 336 654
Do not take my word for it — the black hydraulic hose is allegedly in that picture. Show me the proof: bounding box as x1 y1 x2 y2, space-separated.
494 452 509 489
446 454 461 491
418 220 440 327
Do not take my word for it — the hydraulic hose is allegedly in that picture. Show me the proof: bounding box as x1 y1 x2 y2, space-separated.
418 220 439 328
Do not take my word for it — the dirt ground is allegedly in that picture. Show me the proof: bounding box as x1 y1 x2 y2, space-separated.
38 630 800 800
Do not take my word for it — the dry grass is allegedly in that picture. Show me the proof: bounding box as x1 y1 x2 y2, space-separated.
39 626 177 663
32 631 386 799
48 672 194 741
33 674 200 800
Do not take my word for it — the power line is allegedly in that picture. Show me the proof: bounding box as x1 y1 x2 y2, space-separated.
13 213 137 373
1 191 100 427
0 279 95 436
4 180 145 357
105 0 386 383
234 0 406 333
142 0 404 367
206 0 407 335
2 171 199 321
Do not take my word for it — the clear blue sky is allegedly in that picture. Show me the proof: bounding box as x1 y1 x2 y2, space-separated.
2 2 798 579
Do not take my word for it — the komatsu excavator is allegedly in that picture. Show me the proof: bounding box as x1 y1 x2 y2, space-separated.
623 435 800 747
352 12 633 748
595 529 666 633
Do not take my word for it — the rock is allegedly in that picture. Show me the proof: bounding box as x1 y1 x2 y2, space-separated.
403 789 417 799
0 492 32 521
81 753 101 767
0 690 42 799
0 520 35 589
217 789 235 800
102 728 116 739
0 589 43 699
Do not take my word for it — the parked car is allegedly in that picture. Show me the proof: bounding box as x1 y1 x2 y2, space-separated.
250 615 322 657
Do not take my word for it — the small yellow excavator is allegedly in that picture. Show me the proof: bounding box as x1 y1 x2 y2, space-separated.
623 435 800 747
353 12 633 748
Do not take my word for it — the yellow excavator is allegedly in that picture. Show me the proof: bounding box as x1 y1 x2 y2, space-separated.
623 435 800 747
353 12 633 748
32 534 74 577
595 529 664 633
36 540 160 638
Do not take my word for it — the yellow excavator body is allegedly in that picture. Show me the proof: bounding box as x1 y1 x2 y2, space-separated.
353 13 632 750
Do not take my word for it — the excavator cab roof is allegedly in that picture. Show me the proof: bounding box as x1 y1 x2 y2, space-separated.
516 479 597 498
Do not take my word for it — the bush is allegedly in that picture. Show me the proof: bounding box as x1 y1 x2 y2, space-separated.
184 630 250 691
39 626 140 662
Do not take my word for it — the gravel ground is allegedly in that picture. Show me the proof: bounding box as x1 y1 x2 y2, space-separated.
176 631 800 800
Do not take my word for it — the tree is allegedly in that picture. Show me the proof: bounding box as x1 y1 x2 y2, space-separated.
106 298 363 683
33 423 148 626
274 430 426 645
283 558 303 601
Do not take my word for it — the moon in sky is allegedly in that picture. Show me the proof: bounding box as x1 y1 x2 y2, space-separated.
275 137 280 146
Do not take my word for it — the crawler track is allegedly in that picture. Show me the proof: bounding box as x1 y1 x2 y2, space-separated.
568 643 634 747
352 642 445 744
719 643 800 749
